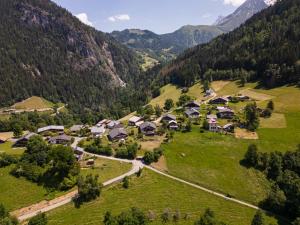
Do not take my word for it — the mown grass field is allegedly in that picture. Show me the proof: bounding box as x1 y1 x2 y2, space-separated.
47 169 278 225
0 166 50 211
163 82 300 207
12 96 54 110
80 158 132 183
0 142 25 155
149 84 182 107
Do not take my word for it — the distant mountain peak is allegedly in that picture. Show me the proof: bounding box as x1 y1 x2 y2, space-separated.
264 0 277 6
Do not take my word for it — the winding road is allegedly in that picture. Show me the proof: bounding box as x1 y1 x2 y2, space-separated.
12 129 269 222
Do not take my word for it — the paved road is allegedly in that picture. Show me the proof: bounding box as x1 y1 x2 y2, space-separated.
12 154 143 222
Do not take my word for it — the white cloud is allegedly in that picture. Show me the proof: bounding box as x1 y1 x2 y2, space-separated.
223 0 246 7
108 14 130 22
76 13 93 26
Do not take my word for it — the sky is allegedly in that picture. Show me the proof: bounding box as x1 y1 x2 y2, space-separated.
52 0 246 34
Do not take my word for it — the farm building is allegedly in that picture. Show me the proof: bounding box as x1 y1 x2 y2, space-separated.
217 108 235 119
168 120 179 130
90 126 106 137
49 134 72 145
108 128 128 141
209 97 229 104
107 120 122 129
139 122 157 136
208 119 219 132
184 101 201 109
206 114 217 120
128 116 143 126
161 114 176 123
70 125 84 134
223 124 235 133
37 125 64 134
14 132 38 147
185 108 200 119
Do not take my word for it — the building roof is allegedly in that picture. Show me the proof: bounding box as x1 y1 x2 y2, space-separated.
37 125 64 133
18 132 38 141
108 128 127 139
185 108 200 116
91 126 105 134
135 121 144 127
185 101 201 108
129 116 142 123
96 119 110 126
168 120 178 125
139 122 156 130
206 114 217 119
208 118 218 124
70 125 84 132
210 97 229 103
223 123 234 129
107 120 121 128
162 114 176 121
49 134 72 142
217 107 234 113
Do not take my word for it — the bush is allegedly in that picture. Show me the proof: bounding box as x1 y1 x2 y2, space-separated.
143 148 164 165
0 153 18 168
123 176 129 189
115 143 138 160
28 213 47 225
85 145 113 156
76 174 102 205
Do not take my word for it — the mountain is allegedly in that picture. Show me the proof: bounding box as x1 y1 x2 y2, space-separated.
111 25 225 62
163 0 300 88
0 0 152 116
215 0 271 31
112 0 274 63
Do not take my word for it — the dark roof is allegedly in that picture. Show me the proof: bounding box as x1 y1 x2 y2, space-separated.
49 134 72 142
109 128 127 139
185 108 200 116
162 114 176 121
185 101 200 107
139 122 156 130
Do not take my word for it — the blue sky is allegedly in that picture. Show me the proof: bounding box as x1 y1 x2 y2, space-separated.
52 0 245 34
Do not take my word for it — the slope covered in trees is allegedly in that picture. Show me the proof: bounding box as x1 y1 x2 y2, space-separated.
0 0 155 117
163 0 300 88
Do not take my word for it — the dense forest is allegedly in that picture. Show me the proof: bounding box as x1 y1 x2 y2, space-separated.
163 0 300 88
0 0 157 117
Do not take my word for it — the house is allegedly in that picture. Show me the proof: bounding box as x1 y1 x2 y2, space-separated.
223 124 234 133
49 134 72 145
161 114 176 123
128 116 143 126
73 147 84 161
37 125 64 134
208 119 219 132
185 108 200 119
205 88 214 97
217 108 235 119
209 97 229 105
96 119 110 127
86 159 95 166
168 120 179 130
107 120 122 129
69 125 84 134
14 132 38 147
90 126 106 137
139 122 157 136
206 114 217 120
108 128 128 141
185 101 201 109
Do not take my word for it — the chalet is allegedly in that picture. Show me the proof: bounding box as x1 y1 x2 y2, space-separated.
14 132 38 147
209 97 229 105
128 116 143 126
185 101 201 109
107 120 122 129
139 122 157 136
205 88 214 97
217 108 235 119
37 125 64 134
223 124 234 133
208 119 219 132
70 125 84 134
206 114 217 120
168 120 179 130
90 126 106 137
108 128 128 141
96 119 110 127
185 108 200 119
49 134 72 145
73 147 84 161
161 114 176 123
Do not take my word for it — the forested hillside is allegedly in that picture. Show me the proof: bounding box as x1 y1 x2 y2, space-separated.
0 0 154 117
163 0 300 88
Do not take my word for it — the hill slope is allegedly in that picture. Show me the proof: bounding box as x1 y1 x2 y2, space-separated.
0 0 150 115
163 0 300 88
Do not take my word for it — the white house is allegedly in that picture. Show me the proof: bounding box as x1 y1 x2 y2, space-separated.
90 126 106 137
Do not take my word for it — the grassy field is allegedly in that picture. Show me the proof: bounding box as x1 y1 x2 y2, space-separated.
80 158 132 183
12 96 54 110
149 84 182 107
47 169 278 225
0 166 51 211
0 142 25 155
